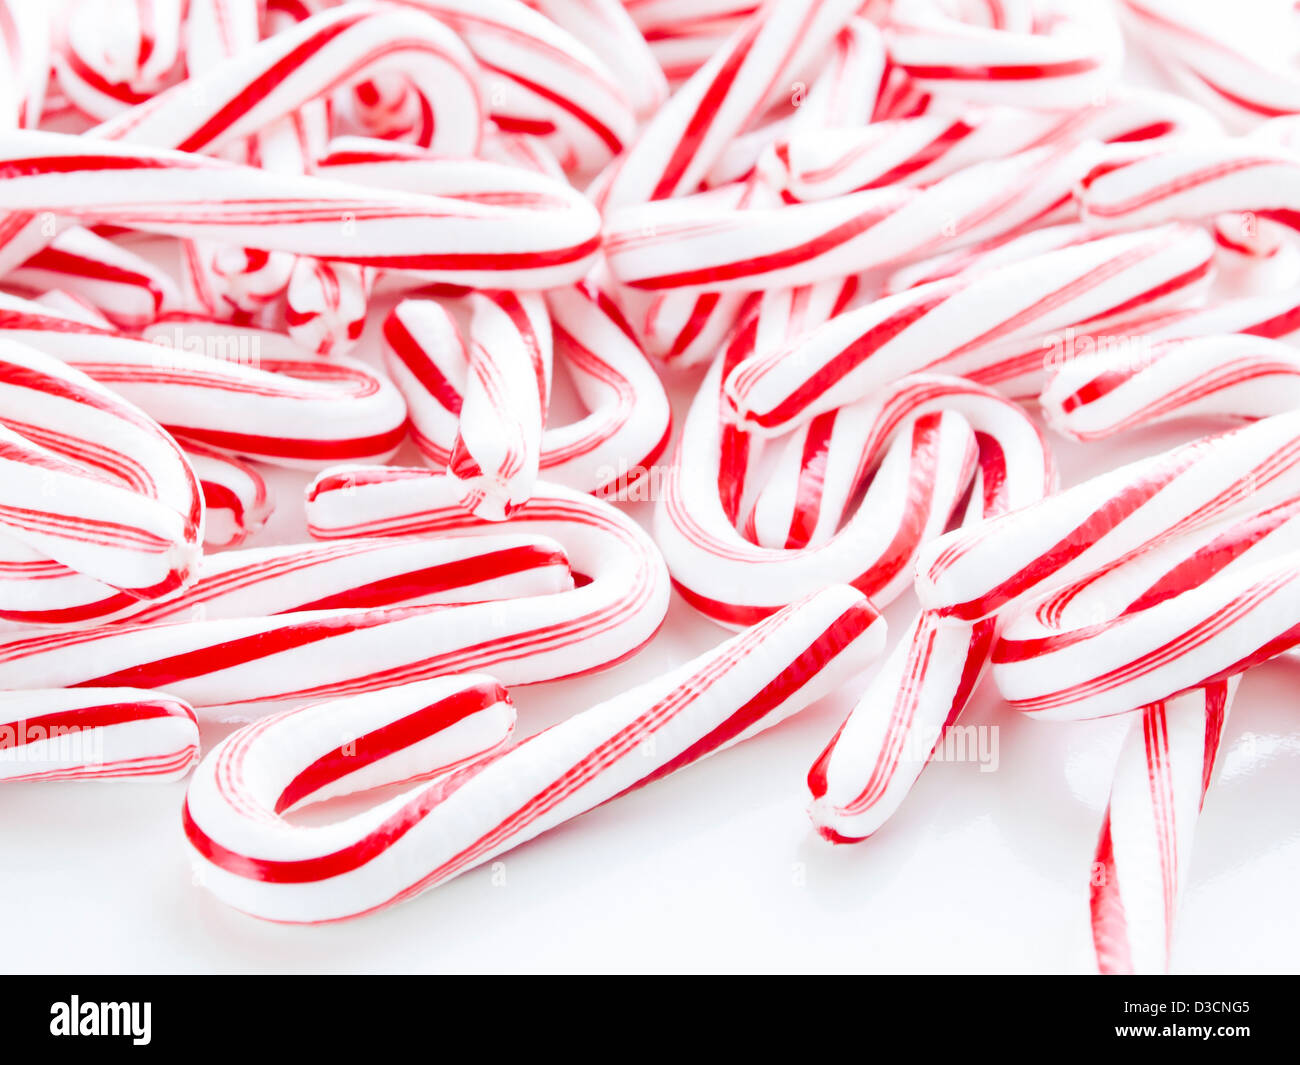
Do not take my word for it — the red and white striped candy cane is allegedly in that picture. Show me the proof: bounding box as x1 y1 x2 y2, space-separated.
524 0 668 121
94 4 483 157
604 141 1099 293
623 0 758 83
658 359 1051 626
0 299 407 469
181 443 271 550
596 0 859 210
0 480 668 712
0 688 198 783
122 531 576 625
990 490 1300 720
182 585 885 922
179 0 316 322
283 258 374 357
1080 140 1300 239
54 0 184 120
885 0 1123 111
0 527 571 630
0 0 50 129
1118 0 1300 129
385 0 637 173
1041 333 1300 442
764 89 1218 203
0 132 603 288
723 224 1214 433
915 410 1300 622
445 291 552 521
382 282 671 499
1092 678 1238 975
1211 117 1300 256
0 335 201 610
6 226 180 330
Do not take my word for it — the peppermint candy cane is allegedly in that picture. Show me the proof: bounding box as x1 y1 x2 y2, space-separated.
625 0 758 83
54 0 184 120
283 258 373 357
596 0 859 209
182 443 271 549
658 359 1050 626
604 141 1100 293
0 688 198 783
443 291 551 521
723 224 1214 433
0 300 407 469
386 0 636 173
915 410 1300 622
0 132 604 288
6 226 180 330
525 0 668 121
0 481 669 712
764 89 1218 203
0 335 201 608
180 0 314 321
122 532 576 625
1092 678 1238 975
1041 334 1300 442
182 585 885 923
0 0 50 129
382 282 671 499
1211 118 1300 256
94 4 483 157
885 0 1123 111
1080 141 1300 237
706 16 887 188
0 528 572 631
1118 0 1300 128
990 490 1300 720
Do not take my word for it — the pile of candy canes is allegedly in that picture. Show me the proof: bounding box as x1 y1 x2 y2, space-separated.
2 0 1300 973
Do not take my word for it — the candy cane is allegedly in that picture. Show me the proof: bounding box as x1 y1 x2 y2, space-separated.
0 335 201 610
1091 678 1238 975
5 226 180 329
604 141 1100 293
658 360 1051 626
915 410 1300 621
0 688 198 783
0 526 573 631
54 0 184 120
382 282 672 499
764 89 1218 203
524 0 668 121
445 291 552 521
625 0 758 83
1118 0 1300 128
1080 140 1300 237
723 224 1214 433
0 299 407 469
0 0 50 129
283 258 374 357
182 443 271 550
596 0 859 210
884 0 1123 111
0 480 669 712
0 132 605 288
182 584 885 922
990 491 1300 721
1041 333 1300 442
385 0 636 172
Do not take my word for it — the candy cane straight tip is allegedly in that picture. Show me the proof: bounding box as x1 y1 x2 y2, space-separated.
182 585 885 923
1091 678 1239 975
0 688 198 783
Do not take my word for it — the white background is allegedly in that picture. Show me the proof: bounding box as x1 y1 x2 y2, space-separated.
4 1 1300 974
